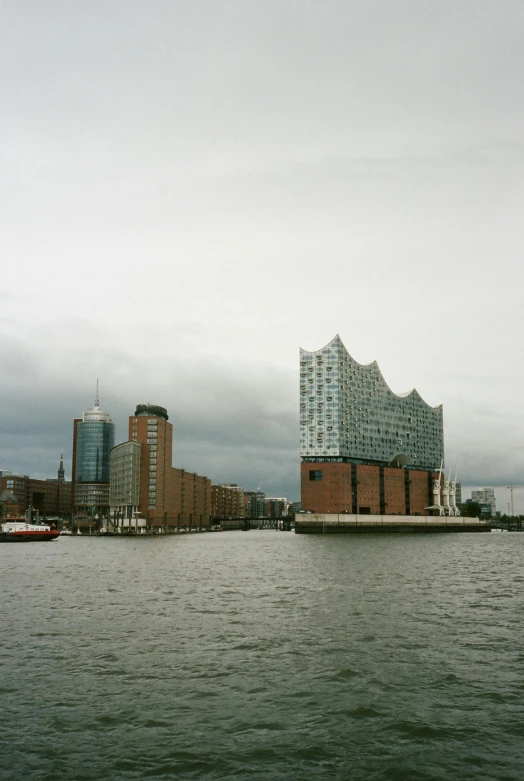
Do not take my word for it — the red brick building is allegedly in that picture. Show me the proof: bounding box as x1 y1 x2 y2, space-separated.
0 474 73 518
301 461 438 516
211 484 245 519
112 404 212 529
300 335 447 517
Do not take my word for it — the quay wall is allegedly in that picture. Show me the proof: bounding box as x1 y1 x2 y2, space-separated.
295 513 491 534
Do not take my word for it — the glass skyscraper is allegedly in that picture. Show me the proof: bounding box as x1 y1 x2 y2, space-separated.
73 390 115 516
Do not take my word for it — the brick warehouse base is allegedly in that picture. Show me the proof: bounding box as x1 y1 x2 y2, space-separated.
301 461 442 516
295 514 491 534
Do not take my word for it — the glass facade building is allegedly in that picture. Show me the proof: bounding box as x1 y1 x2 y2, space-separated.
75 421 115 483
300 335 444 469
109 440 141 518
73 396 115 515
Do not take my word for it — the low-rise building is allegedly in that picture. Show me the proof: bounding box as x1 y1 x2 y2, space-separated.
0 472 73 518
0 489 21 518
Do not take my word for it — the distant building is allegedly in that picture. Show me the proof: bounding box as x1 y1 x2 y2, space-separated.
211 483 245 519
72 388 115 517
243 490 267 518
465 498 492 518
0 474 72 518
265 498 289 518
300 335 446 515
471 488 496 516
110 404 212 529
0 489 21 518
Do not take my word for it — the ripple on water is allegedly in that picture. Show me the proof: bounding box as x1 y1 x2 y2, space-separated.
2 532 524 781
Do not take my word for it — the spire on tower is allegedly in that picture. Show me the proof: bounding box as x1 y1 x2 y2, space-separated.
58 451 65 483
95 379 99 407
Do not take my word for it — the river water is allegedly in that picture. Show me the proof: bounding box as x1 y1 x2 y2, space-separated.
1 531 523 780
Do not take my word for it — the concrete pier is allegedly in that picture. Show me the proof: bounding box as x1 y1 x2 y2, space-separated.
295 513 491 534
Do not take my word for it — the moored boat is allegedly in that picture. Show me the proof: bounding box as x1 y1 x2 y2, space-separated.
0 518 60 542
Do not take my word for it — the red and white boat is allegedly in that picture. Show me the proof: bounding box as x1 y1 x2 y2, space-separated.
0 518 60 542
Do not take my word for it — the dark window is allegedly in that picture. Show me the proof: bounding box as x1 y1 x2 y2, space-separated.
309 470 323 481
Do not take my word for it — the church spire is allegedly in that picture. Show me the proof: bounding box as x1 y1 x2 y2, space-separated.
58 452 65 483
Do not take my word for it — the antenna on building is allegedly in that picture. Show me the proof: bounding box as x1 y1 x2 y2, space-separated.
95 379 100 407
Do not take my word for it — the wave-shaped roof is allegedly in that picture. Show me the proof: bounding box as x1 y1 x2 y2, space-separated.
301 334 441 411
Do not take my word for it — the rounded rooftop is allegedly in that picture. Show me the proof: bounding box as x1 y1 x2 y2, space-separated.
84 404 112 423
135 404 169 421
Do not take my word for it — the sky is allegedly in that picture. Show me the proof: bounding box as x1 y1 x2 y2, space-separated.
1 1 524 510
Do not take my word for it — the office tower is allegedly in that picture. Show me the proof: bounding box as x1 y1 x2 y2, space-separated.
109 440 142 522
72 387 115 517
129 404 173 522
115 403 211 529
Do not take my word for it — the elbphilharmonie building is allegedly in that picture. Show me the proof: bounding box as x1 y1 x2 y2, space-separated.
300 334 443 467
300 335 445 515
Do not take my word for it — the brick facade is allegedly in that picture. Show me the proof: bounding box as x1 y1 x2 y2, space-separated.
0 475 73 517
211 484 245 519
126 408 212 529
301 463 436 516
408 470 432 515
301 461 352 514
356 464 381 514
383 467 406 515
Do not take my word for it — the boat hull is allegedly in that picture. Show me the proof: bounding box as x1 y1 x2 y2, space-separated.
0 531 60 542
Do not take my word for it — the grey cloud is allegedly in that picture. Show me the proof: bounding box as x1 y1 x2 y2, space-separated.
1 2 524 507
0 326 300 497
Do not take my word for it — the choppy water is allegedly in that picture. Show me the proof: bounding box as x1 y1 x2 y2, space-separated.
1 531 524 780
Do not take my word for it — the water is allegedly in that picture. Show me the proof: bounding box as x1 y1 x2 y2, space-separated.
1 531 523 780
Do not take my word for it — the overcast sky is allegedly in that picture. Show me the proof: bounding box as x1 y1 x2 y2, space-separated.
1 1 524 510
